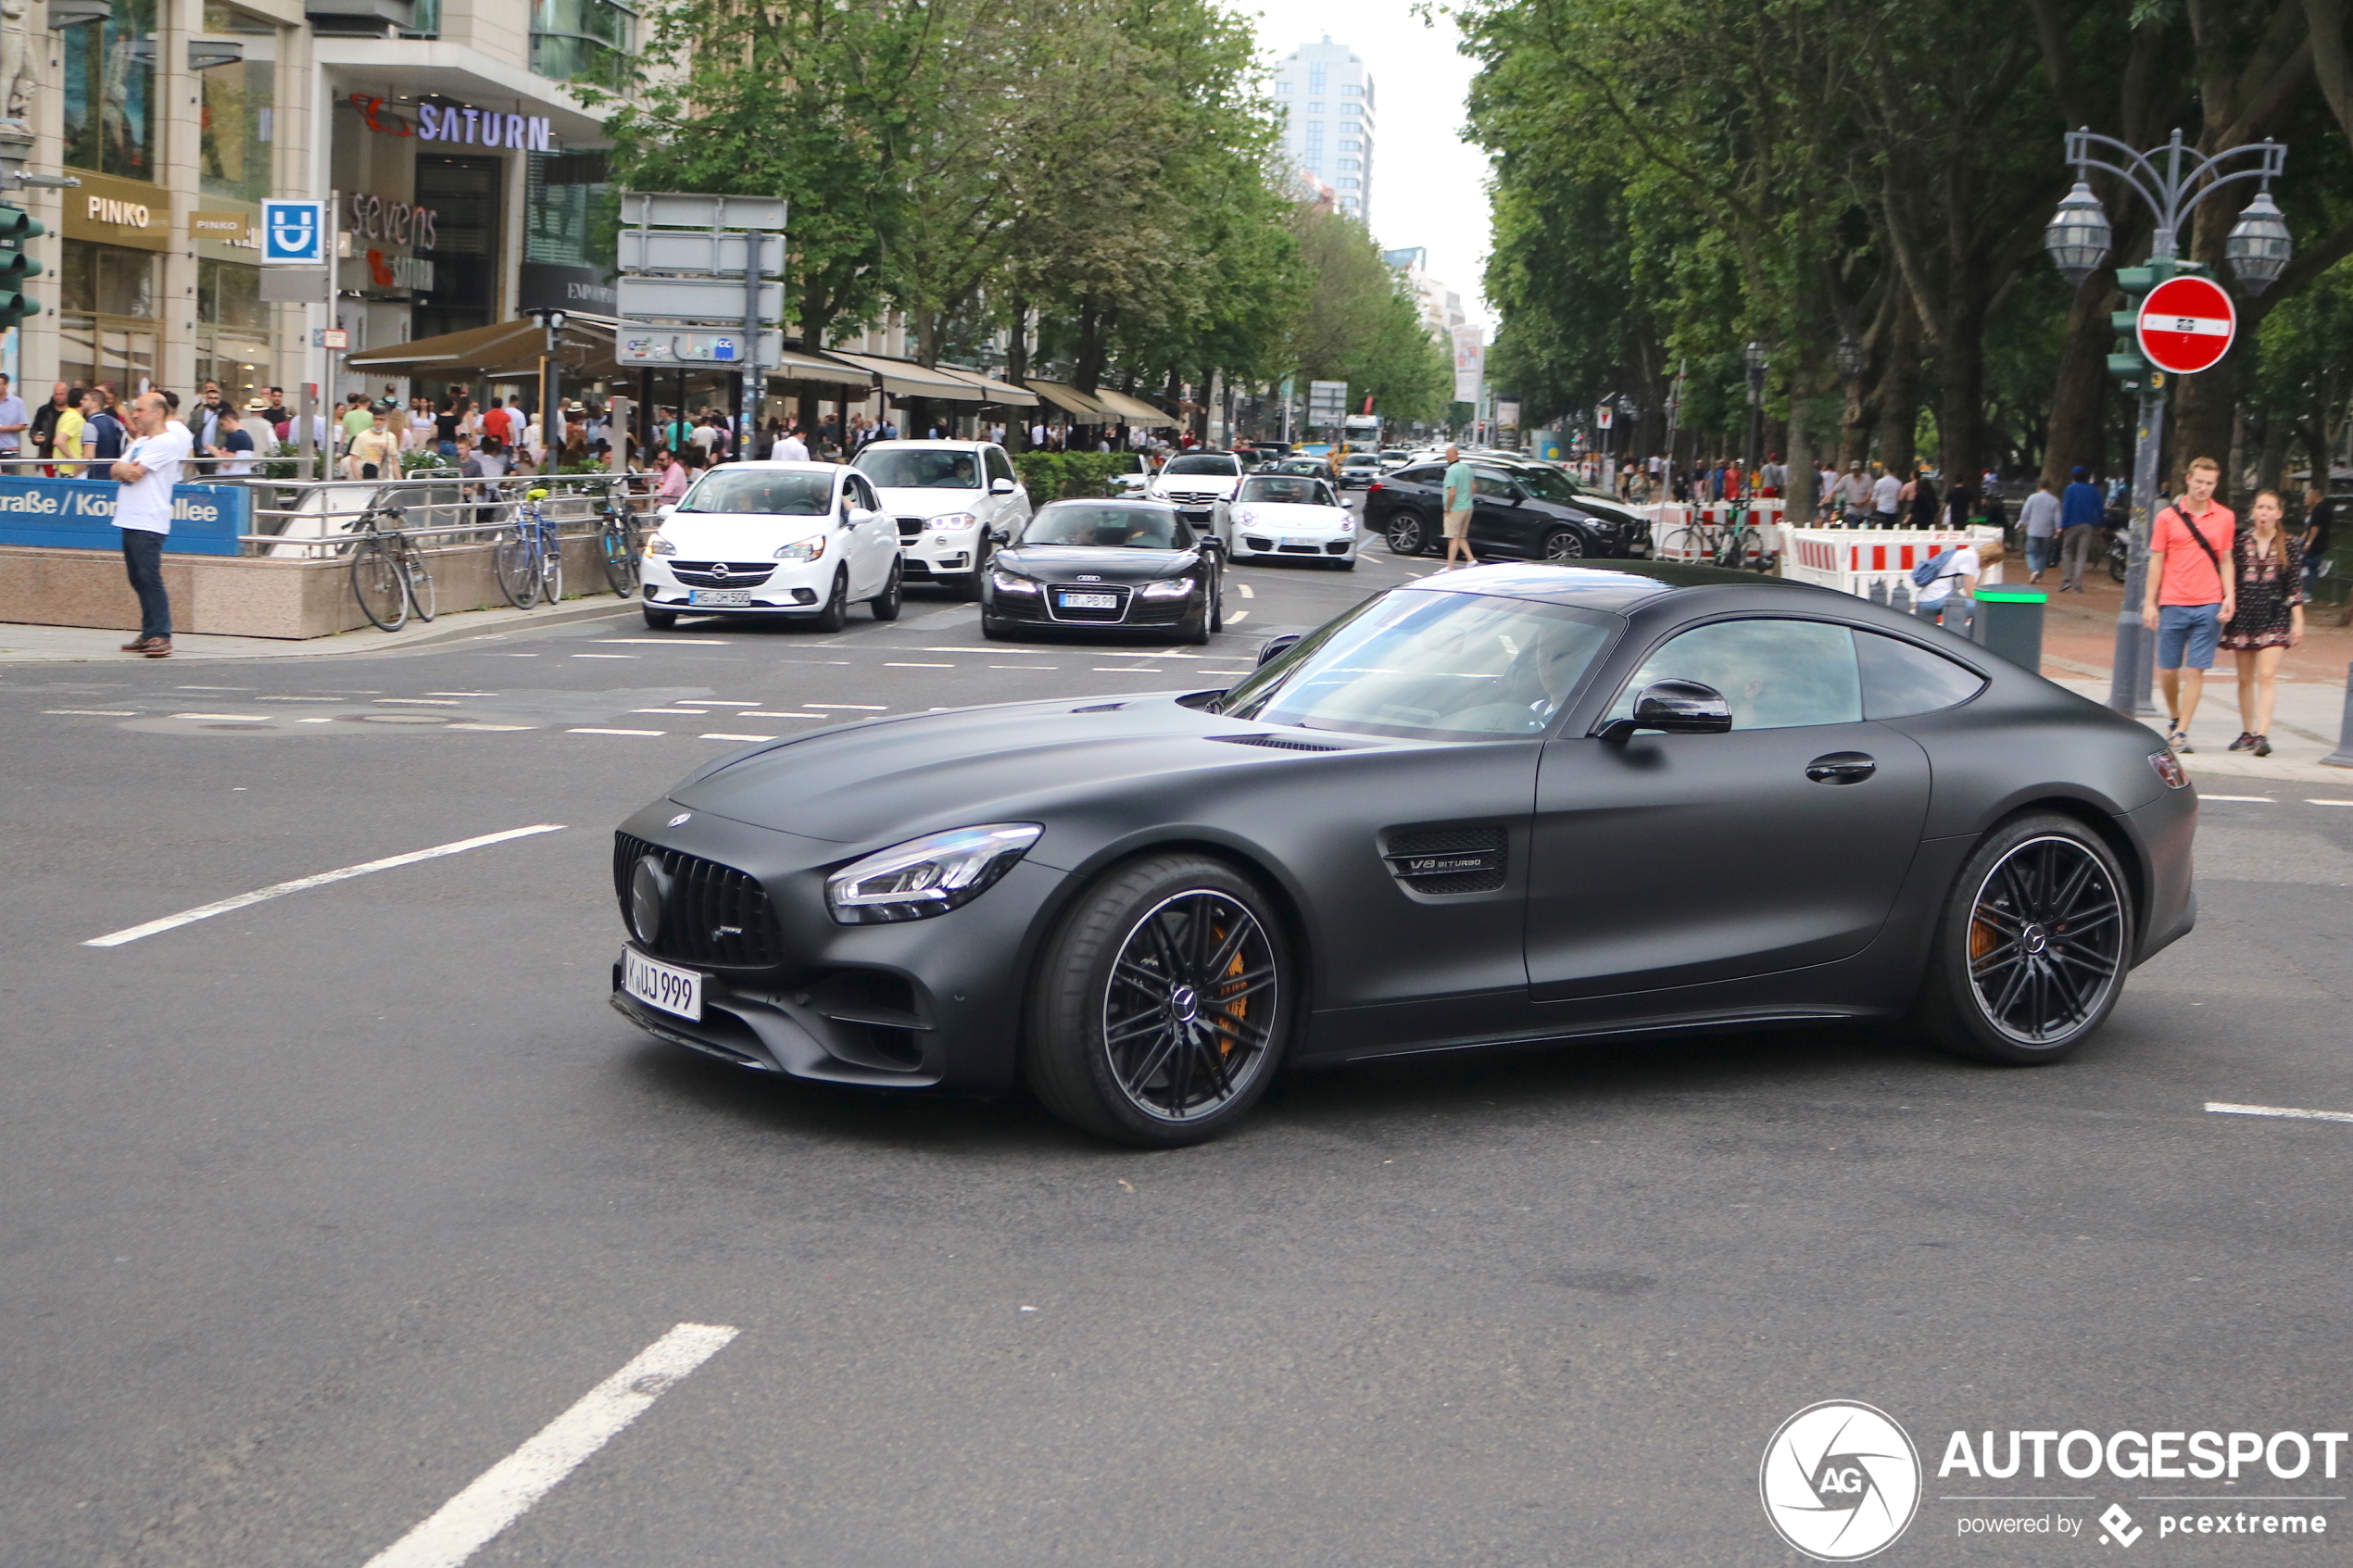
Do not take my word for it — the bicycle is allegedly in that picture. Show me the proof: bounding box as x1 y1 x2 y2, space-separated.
495 487 564 609
1717 498 1767 572
1659 516 1722 562
346 504 435 633
597 486 642 596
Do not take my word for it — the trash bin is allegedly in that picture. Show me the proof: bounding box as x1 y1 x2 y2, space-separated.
1974 585 2045 672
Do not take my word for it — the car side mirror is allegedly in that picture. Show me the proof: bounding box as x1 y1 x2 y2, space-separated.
989 476 1015 495
1598 679 1733 743
988 526 1012 546
1256 632 1302 667
848 507 881 528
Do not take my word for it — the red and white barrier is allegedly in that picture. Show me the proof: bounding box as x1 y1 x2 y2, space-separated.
1780 525 2004 596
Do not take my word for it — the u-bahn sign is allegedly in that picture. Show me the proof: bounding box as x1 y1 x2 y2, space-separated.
2135 275 2236 375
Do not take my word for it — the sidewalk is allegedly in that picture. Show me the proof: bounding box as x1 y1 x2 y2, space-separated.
0 593 635 663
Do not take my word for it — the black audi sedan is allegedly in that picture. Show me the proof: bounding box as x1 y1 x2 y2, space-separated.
1368 459 1646 559
978 498 1223 644
610 558 2196 1148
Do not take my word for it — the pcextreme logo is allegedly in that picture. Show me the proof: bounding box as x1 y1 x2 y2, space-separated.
1760 1401 1923 1561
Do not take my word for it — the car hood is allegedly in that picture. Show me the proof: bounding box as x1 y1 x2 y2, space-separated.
654 513 831 554
669 695 1392 849
1153 474 1240 493
1230 502 1348 529
994 545 1198 581
865 486 989 517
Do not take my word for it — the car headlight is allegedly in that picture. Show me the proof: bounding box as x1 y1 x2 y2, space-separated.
774 535 828 560
1338 517 1355 531
644 532 675 556
1139 577 1195 598
1230 507 1255 526
825 823 1044 924
990 569 1039 594
925 512 979 532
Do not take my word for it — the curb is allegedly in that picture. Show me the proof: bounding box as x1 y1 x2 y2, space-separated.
0 595 639 663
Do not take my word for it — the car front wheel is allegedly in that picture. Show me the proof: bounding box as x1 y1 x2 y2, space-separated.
642 608 676 630
807 568 849 633
1540 527 1585 560
1914 812 2133 1064
1025 853 1291 1148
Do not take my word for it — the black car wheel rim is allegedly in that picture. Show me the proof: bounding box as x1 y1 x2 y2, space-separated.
1542 530 1583 560
1101 889 1278 1123
1965 835 2124 1045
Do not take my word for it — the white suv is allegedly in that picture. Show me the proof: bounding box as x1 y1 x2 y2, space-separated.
850 440 1032 597
1149 451 1244 533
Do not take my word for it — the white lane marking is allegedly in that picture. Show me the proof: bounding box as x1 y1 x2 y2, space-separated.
377 698 460 707
2309 798 2353 807
2199 795 2274 803
44 709 139 716
258 696 345 702
699 733 776 743
596 638 731 645
885 661 954 668
632 709 710 715
571 654 636 659
1227 609 1250 623
989 664 1057 670
297 717 335 723
428 692 499 697
2207 1101 2353 1124
448 723 534 732
673 699 759 706
743 710 823 718
176 684 249 690
1238 583 1254 598
1094 666 1162 672
806 703 887 709
172 712 269 721
359 1323 738 1568
82 824 564 948
1202 669 1252 676
567 728 662 736
505 654 539 658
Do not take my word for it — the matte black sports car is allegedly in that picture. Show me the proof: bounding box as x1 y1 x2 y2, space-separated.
978 498 1223 644
610 559 2196 1148
1368 460 1646 559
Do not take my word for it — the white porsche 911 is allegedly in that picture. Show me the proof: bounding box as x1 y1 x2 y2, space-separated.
1219 472 1358 569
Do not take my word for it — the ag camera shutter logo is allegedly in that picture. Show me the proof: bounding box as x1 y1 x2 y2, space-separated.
1760 1400 1922 1561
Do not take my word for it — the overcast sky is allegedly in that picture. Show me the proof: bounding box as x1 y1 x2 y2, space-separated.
1241 0 1494 329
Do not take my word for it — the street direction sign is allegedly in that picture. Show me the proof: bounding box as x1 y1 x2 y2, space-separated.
616 327 786 366
618 229 785 277
616 275 784 324
620 192 787 232
1307 380 1348 422
260 199 325 265
2135 274 2236 375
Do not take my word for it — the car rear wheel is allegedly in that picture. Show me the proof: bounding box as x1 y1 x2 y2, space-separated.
1025 853 1292 1148
1385 513 1427 557
1915 812 2132 1064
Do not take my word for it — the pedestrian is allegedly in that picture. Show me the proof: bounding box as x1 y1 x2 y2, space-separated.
2141 456 2235 754
346 406 400 481
1906 466 1940 530
1912 533 1982 636
52 383 87 475
2057 465 2105 591
2221 490 2307 758
2300 485 2334 602
1869 462 1901 526
82 386 127 465
109 391 191 659
654 447 688 503
342 392 375 448
209 406 256 476
194 381 225 452
0 372 26 468
1943 480 1974 532
1441 443 1476 569
776 423 811 461
2018 476 2061 583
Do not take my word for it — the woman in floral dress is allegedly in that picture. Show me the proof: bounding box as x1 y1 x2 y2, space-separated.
2221 489 2307 757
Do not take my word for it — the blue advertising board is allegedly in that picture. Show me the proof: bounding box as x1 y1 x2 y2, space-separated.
0 476 252 554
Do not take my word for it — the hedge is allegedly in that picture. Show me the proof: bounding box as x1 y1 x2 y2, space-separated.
1011 450 1137 502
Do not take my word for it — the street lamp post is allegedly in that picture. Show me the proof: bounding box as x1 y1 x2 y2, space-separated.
527 307 568 466
2042 127 2289 717
1742 342 1767 500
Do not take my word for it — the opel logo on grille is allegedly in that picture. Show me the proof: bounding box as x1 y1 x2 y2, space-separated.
708 562 733 580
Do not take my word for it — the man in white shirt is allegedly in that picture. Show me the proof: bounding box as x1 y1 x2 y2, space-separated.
1869 464 1902 526
0 372 27 462
1914 541 1982 637
110 392 192 658
775 424 812 461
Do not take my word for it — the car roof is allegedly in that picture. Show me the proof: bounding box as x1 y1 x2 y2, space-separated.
1038 495 1178 509
1398 559 1822 612
698 460 846 475
853 439 999 452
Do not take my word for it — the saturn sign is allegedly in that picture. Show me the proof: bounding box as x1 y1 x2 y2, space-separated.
2134 273 2237 376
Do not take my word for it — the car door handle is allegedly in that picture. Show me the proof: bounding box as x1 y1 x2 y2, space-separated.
1806 752 1877 784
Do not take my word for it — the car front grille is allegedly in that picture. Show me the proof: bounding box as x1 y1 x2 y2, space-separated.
1043 583 1132 622
614 832 786 969
672 561 777 587
896 516 925 540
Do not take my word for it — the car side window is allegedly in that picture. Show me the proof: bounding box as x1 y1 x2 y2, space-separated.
985 447 1015 486
1473 472 1516 500
1856 630 1987 718
1397 466 1441 484
1605 618 1863 730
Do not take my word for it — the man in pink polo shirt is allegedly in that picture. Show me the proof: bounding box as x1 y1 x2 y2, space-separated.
2139 455 2235 753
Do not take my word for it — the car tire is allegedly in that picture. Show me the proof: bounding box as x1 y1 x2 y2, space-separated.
870 558 903 621
981 611 1017 641
809 569 849 633
959 541 992 601
1540 528 1585 561
641 608 676 630
1209 574 1224 633
1332 556 1356 571
1024 852 1292 1148
1913 811 2133 1065
1384 513 1425 557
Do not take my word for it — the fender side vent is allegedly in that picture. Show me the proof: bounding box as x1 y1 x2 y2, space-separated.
1210 732 1345 752
1072 701 1126 712
1382 825 1507 894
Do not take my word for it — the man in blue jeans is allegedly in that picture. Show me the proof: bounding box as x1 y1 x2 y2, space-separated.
109 392 192 659
2140 456 2234 753
2057 464 2106 591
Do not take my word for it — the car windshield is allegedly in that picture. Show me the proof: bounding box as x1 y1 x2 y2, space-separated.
1342 456 1378 469
853 448 979 489
1164 454 1239 477
1239 477 1327 506
1220 588 1620 741
1513 468 1586 505
1278 460 1326 476
677 469 836 515
1023 505 1184 549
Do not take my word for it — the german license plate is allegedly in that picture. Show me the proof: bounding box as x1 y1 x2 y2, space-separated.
1058 592 1119 609
688 588 752 607
1283 536 1320 548
622 947 702 1020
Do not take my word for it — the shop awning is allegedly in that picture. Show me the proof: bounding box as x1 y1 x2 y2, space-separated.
1025 379 1114 423
764 349 879 388
822 350 989 400
1090 386 1174 424
345 316 620 379
928 365 1039 407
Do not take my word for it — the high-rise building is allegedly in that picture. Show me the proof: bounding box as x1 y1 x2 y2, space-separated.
1271 38 1372 226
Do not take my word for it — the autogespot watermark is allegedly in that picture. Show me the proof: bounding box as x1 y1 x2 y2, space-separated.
1762 1406 2347 1558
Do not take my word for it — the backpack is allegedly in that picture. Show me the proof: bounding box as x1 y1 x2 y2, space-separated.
1911 546 1961 587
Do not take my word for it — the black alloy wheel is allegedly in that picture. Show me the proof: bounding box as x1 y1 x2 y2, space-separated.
1540 527 1585 561
1916 813 2132 1063
870 557 903 621
1385 512 1427 557
808 568 849 633
1026 853 1291 1147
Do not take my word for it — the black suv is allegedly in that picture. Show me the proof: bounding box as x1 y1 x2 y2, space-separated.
1365 462 1646 559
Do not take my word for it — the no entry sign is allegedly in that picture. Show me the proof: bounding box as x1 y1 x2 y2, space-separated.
2135 275 2236 375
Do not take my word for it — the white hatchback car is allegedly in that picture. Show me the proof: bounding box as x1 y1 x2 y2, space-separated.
639 462 902 632
849 439 1031 597
1220 471 1358 568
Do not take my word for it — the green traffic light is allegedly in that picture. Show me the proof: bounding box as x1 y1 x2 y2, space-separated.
0 206 44 244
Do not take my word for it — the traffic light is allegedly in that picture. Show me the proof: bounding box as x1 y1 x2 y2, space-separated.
0 204 44 333
2106 257 2206 386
